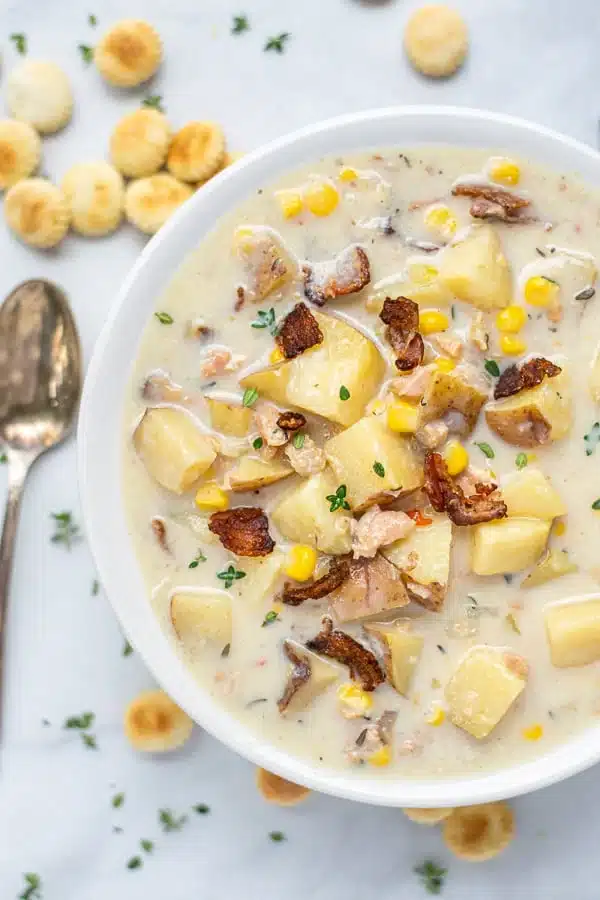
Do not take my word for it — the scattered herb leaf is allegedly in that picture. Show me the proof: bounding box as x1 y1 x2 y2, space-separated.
515 452 528 470
262 610 279 627
78 43 94 63
188 549 207 569
193 803 210 815
505 612 521 635
592 499 600 510
88 13 97 26
264 33 290 53
339 385 350 401
475 442 495 460
140 839 154 853
0 452 6 463
221 642 231 658
292 431 305 449
251 307 278 334
64 712 95 730
484 359 500 377
91 578 100 595
127 856 142 870
231 14 250 34
373 461 385 479
535 247 547 257
112 793 125 808
82 733 97 749
242 387 259 408
19 873 41 900
10 33 27 54
159 808 188 832
142 94 165 112
326 484 350 512
414 860 447 895
584 422 600 456
253 437 264 450
123 640 133 657
154 311 173 325
50 511 80 549
269 830 286 842
217 564 246 589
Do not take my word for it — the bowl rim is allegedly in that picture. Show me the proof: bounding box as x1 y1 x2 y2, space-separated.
79 105 600 807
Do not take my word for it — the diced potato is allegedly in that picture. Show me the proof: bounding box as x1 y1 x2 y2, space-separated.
280 640 341 713
235 227 296 300
545 597 600 667
228 455 293 492
366 268 454 312
471 518 551 576
439 225 513 310
206 397 252 437
485 370 572 448
271 468 352 555
170 589 232 645
325 416 423 512
382 515 452 588
364 620 424 696
502 468 567 520
234 550 284 605
445 645 528 739
134 408 217 494
590 341 600 403
522 549 577 588
418 366 488 432
240 310 385 427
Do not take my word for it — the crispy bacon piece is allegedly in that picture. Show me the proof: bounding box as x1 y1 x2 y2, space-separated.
423 452 507 526
277 640 311 713
303 245 370 306
281 559 350 606
452 183 531 222
275 302 323 360
276 411 307 433
209 507 275 556
380 297 424 371
306 616 384 691
151 516 170 553
494 357 562 400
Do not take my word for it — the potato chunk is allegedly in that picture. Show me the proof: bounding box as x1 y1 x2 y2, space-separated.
439 225 512 310
170 589 232 645
240 310 385 427
228 455 293 492
206 397 252 437
364 620 424 696
325 416 423 512
134 408 217 493
235 550 284 605
271 468 352 555
545 597 600 667
445 646 528 739
382 514 452 606
471 517 550 576
485 370 572 448
279 640 341 714
502 468 566 520
418 365 488 432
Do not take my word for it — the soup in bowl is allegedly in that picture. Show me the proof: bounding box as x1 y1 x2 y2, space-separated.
80 108 600 807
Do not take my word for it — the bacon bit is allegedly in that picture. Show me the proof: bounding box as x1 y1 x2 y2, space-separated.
380 297 424 371
276 411 306 432
277 641 311 713
150 516 170 552
185 319 214 341
281 559 350 606
452 183 531 222
276 302 323 359
200 346 246 378
255 657 268 668
494 357 562 400
285 434 326 476
234 286 246 312
306 616 384 691
351 506 415 559
423 452 507 526
406 509 433 527
303 245 370 306
209 507 275 556
504 652 529 679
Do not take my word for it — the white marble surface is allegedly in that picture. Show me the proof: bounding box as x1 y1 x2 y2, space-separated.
1 0 600 897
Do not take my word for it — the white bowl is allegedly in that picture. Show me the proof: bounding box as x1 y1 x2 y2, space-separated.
79 106 600 807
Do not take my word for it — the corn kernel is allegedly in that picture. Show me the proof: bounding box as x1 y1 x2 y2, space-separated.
434 357 456 373
387 401 419 434
419 309 449 335
522 723 544 741
284 544 317 582
444 440 469 476
553 520 567 537
496 305 527 333
367 745 392 767
426 707 446 727
488 158 521 186
232 226 254 252
409 263 439 285
337 682 374 719
339 166 358 182
424 204 457 236
276 189 303 219
500 334 526 356
195 482 229 511
524 275 559 308
526 452 537 463
269 346 285 365
303 180 339 217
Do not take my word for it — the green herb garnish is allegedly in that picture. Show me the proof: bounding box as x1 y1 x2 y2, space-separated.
0 452 6 463
339 385 350 401
515 452 528 470
142 94 165 113
484 359 500 377
64 712 95 730
269 830 286 842
592 499 600 510
78 43 93 63
373 461 385 479
242 387 259 407
253 436 264 450
88 14 97 26
140 839 154 853
217 564 246 589
10 33 27 54
584 422 600 456
505 612 521 635
19 874 41 900
292 431 305 449
262 610 279 627
189 549 207 569
50 511 80 549
81 733 97 749
159 808 188 832
326 484 350 512
414 860 447 895
251 307 278 334
475 442 495 460
123 640 133 657
231 14 250 34
91 578 100 595
127 856 142 870
264 33 290 53
154 311 173 325
112 793 125 808
193 803 210 814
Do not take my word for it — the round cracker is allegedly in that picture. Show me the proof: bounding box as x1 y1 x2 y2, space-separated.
125 173 193 235
0 119 41 189
94 19 162 87
166 121 225 183
404 4 468 77
110 108 171 178
124 689 194 752
4 177 70 248
62 161 125 237
6 60 73 134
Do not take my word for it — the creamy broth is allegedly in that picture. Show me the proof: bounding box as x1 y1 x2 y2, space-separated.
122 147 600 779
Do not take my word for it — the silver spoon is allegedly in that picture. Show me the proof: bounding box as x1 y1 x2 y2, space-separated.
0 279 82 728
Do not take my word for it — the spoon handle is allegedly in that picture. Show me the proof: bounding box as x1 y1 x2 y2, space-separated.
0 451 33 726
